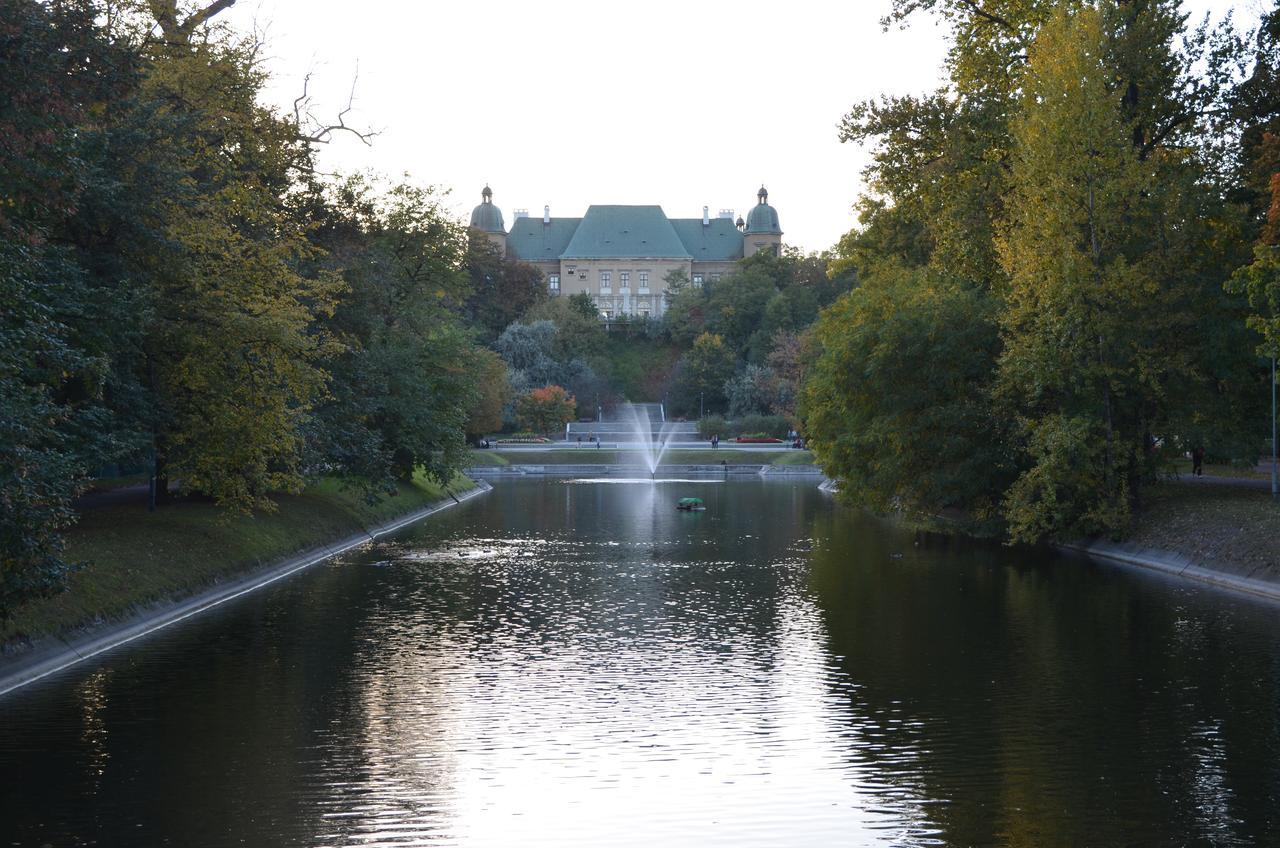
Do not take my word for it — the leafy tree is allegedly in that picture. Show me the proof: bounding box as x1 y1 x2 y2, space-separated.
996 5 1181 541
803 266 1010 524
668 332 737 417
524 297 606 362
567 291 597 320
130 24 344 510
0 244 86 622
725 364 781 419
464 236 548 340
496 321 561 386
466 348 512 439
516 385 576 435
765 329 815 423
309 177 475 489
0 0 145 616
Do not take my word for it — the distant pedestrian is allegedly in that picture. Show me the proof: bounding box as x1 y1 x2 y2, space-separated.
1192 446 1205 476
712 434 719 449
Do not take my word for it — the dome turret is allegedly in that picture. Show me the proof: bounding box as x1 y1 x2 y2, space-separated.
744 185 781 234
469 185 506 233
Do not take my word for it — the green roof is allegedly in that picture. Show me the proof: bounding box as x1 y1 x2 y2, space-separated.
470 200 505 233
745 201 781 234
670 218 744 262
561 206 690 259
506 216 581 262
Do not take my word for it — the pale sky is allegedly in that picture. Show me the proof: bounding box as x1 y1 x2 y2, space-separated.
223 0 1258 253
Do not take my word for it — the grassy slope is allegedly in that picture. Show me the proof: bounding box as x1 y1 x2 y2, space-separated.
771 450 817 465
4 471 472 645
1126 483 1280 580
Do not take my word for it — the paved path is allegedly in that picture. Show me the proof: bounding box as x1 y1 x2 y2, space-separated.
1172 473 1277 492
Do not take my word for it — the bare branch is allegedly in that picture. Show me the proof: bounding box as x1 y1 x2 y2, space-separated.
955 0 1014 31
177 0 239 38
303 64 379 147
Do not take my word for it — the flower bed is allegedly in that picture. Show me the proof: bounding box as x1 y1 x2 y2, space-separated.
495 436 553 444
735 437 784 443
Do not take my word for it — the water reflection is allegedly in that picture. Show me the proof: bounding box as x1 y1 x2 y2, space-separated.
313 484 925 845
0 480 1277 846
806 510 1280 845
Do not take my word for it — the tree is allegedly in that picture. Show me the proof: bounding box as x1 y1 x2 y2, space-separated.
495 320 561 385
996 5 1170 541
1 244 85 622
516 385 576 435
765 328 821 424
669 332 737 417
567 291 598 320
466 348 512 439
524 297 607 362
464 235 548 340
309 177 475 489
0 0 146 617
802 266 1010 524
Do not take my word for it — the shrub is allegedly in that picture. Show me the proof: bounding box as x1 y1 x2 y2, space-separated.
697 415 729 440
734 414 789 439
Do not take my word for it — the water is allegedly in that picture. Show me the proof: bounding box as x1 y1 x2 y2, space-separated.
622 402 677 474
2 478 1278 846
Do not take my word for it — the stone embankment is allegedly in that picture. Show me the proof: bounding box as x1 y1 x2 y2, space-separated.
817 476 1280 604
0 482 493 698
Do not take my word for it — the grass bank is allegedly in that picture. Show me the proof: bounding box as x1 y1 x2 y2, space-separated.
3 471 473 648
471 449 815 466
1126 483 1280 581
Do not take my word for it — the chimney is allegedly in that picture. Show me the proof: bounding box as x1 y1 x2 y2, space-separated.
702 206 710 226
543 205 551 224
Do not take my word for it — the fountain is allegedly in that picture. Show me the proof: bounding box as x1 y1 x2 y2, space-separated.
623 402 677 477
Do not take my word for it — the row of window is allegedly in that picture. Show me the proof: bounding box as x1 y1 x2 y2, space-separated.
548 270 721 294
598 271 650 288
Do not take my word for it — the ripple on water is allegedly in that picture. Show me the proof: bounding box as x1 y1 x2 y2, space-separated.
296 532 938 847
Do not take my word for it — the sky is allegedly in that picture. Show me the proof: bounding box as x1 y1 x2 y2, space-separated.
222 0 1260 253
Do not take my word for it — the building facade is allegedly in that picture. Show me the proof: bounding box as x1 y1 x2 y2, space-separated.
469 186 783 319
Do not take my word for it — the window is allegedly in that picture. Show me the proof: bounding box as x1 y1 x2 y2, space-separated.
549 274 560 293
692 273 704 288
600 271 611 294
638 271 649 294
710 273 721 283
619 271 630 289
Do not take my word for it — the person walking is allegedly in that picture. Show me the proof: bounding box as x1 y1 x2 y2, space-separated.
1192 445 1205 476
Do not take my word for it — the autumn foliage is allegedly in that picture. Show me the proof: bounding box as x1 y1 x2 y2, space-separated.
516 386 577 436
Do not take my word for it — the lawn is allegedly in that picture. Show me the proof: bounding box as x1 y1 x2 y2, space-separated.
3 471 474 646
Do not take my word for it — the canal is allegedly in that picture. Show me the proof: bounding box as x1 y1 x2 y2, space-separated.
1 478 1278 845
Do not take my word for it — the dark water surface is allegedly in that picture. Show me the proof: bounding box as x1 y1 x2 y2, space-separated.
2 478 1279 846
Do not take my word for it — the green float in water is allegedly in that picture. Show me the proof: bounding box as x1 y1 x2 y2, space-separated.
676 497 705 511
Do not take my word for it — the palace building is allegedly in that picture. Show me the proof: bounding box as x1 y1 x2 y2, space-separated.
469 186 783 320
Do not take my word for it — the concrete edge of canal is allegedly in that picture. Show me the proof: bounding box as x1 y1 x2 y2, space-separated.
0 481 494 700
1062 540 1280 604
818 476 1280 604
